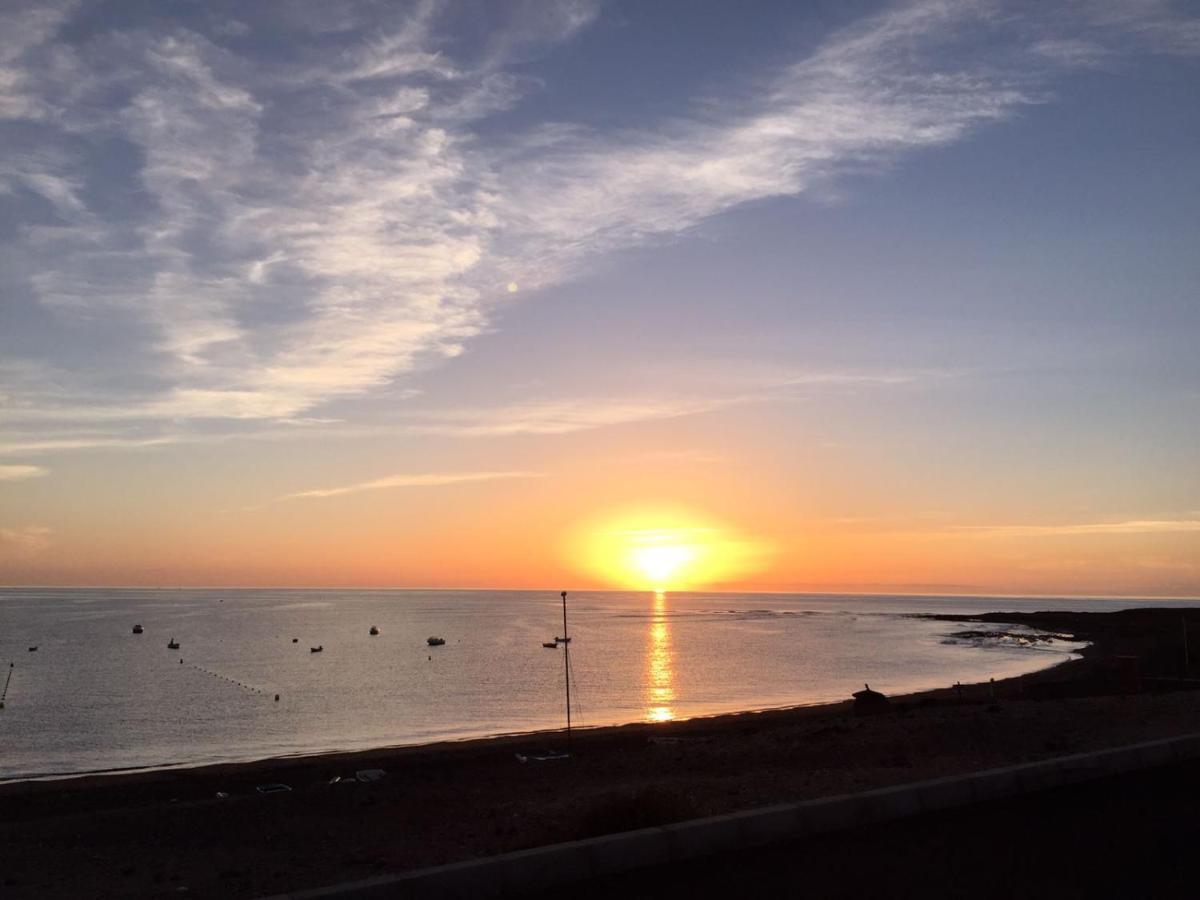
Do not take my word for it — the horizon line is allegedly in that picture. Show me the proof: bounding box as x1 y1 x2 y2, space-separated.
1 584 1197 602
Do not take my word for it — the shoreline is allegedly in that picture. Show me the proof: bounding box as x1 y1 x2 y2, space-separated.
4 607 1200 898
0 626 1081 788
0 608 1085 786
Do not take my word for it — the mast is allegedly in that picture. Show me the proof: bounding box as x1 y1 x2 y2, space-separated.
561 590 572 752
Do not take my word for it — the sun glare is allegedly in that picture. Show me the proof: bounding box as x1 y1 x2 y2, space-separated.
627 533 699 590
568 507 771 591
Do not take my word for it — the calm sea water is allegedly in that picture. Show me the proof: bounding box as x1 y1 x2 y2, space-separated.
1 588 1192 781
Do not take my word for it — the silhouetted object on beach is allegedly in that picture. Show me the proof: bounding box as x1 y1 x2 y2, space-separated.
292 638 298 643
167 638 179 649
427 636 446 646
132 624 143 634
369 626 379 636
543 641 558 649
310 645 323 653
852 683 889 716
515 750 570 763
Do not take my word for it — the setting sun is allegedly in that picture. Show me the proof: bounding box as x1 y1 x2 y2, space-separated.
630 537 697 589
568 507 771 591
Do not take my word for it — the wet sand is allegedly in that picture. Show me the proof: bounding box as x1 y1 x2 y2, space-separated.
1 607 1198 898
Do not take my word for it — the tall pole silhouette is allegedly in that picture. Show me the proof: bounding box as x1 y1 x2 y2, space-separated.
561 590 572 752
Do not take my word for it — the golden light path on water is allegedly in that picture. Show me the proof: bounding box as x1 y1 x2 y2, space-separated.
645 590 676 722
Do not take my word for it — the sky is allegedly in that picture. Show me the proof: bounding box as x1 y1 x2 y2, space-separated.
1 0 1198 595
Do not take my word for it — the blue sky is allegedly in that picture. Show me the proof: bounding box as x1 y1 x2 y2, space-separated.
1 0 1198 592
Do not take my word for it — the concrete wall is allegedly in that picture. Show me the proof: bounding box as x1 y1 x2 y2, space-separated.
266 733 1200 900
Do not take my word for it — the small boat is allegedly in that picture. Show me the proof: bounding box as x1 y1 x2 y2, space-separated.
554 636 571 644
28 646 37 652
132 624 144 634
292 638 298 643
427 636 446 646
542 641 558 649
167 639 179 650
369 626 379 636
310 645 323 653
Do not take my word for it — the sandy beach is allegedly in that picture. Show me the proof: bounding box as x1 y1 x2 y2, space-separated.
2 607 1199 898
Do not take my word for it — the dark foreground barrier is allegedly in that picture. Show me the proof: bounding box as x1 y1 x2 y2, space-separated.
264 733 1200 900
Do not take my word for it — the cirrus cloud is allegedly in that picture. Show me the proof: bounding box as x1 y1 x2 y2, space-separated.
0 464 47 481
2 0 1198 454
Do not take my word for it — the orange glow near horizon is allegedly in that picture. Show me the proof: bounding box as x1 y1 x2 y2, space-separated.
567 506 772 591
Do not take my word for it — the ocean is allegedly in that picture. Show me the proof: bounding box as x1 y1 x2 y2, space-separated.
1 587 1191 781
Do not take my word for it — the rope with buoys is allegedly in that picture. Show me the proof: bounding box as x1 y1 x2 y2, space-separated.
0 662 12 709
185 663 280 702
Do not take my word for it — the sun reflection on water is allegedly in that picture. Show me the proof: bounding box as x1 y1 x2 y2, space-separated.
645 590 675 722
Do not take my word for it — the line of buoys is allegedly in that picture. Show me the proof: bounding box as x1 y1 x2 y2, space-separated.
186 664 278 702
1 661 13 709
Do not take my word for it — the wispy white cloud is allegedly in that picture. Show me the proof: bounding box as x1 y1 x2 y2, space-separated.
953 519 1200 538
399 368 941 436
0 435 180 455
281 469 540 500
1077 0 1200 56
403 396 732 437
0 0 79 120
0 464 47 481
2 0 1198 453
0 366 930 453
